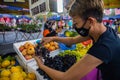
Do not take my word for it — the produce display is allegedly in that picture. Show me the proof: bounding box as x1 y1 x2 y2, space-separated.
19 42 35 60
0 55 36 80
44 41 59 51
35 42 92 80
35 47 77 80
59 42 92 61
13 39 92 80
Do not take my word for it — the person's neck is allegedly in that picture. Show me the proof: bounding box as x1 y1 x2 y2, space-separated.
91 23 107 43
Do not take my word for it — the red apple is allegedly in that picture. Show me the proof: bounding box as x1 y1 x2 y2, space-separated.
24 55 32 60
19 45 25 52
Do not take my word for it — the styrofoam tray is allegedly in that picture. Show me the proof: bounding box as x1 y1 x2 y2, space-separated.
13 39 39 64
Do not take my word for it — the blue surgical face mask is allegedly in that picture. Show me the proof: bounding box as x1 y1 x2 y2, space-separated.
74 21 90 37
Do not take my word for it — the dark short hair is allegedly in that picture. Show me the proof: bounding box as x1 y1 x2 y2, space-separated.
69 0 104 23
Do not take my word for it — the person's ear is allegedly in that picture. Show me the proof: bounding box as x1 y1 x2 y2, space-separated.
88 17 96 26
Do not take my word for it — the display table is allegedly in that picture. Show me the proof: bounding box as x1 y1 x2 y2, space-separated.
13 39 102 80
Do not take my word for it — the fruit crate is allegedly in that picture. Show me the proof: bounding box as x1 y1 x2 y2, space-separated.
13 39 38 64
13 39 61 66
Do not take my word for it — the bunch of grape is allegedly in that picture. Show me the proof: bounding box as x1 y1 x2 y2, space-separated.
37 54 76 80
35 44 50 59
35 43 91 80
59 43 92 61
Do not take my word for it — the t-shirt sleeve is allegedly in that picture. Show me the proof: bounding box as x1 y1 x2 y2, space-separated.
87 43 112 64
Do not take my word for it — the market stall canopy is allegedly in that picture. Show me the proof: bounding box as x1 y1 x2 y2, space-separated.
109 15 120 19
18 15 31 20
0 14 16 18
0 0 29 15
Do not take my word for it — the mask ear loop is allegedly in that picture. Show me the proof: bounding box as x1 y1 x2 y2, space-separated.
87 18 95 43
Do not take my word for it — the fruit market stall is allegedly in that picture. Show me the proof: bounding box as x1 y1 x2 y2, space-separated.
12 38 101 80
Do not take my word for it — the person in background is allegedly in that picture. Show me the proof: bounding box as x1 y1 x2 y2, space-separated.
34 0 120 80
68 20 73 29
43 20 61 37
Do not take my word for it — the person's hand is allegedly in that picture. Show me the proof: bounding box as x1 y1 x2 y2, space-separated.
34 56 44 68
41 37 54 45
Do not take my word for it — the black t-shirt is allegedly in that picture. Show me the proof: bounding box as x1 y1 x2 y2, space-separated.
88 26 120 80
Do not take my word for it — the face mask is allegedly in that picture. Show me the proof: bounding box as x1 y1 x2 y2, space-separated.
74 21 90 37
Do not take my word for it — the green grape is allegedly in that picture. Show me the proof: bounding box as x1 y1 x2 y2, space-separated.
59 43 92 62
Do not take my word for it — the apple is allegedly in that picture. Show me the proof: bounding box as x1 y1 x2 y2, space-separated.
49 41 54 46
19 45 25 52
27 47 35 55
48 46 55 51
55 45 59 49
44 43 50 49
24 55 32 60
24 42 34 49
21 49 27 56
54 42 58 46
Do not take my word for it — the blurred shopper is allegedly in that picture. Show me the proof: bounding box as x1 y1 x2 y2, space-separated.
68 20 73 29
43 20 60 37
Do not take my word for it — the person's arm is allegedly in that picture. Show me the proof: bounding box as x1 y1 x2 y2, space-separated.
35 54 103 80
53 35 90 46
41 35 90 46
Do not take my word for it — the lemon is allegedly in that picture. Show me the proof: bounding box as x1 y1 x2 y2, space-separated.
0 69 11 77
16 66 23 71
24 78 31 80
21 71 27 78
19 77 24 80
0 77 10 80
10 72 23 80
27 72 36 80
1 60 10 68
10 66 20 73
10 60 15 66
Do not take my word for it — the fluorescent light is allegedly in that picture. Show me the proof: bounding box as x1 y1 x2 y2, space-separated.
57 0 63 13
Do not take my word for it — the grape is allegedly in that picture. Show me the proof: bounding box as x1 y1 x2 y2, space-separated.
36 43 91 79
36 54 77 79
35 44 50 59
37 68 52 80
59 43 92 61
